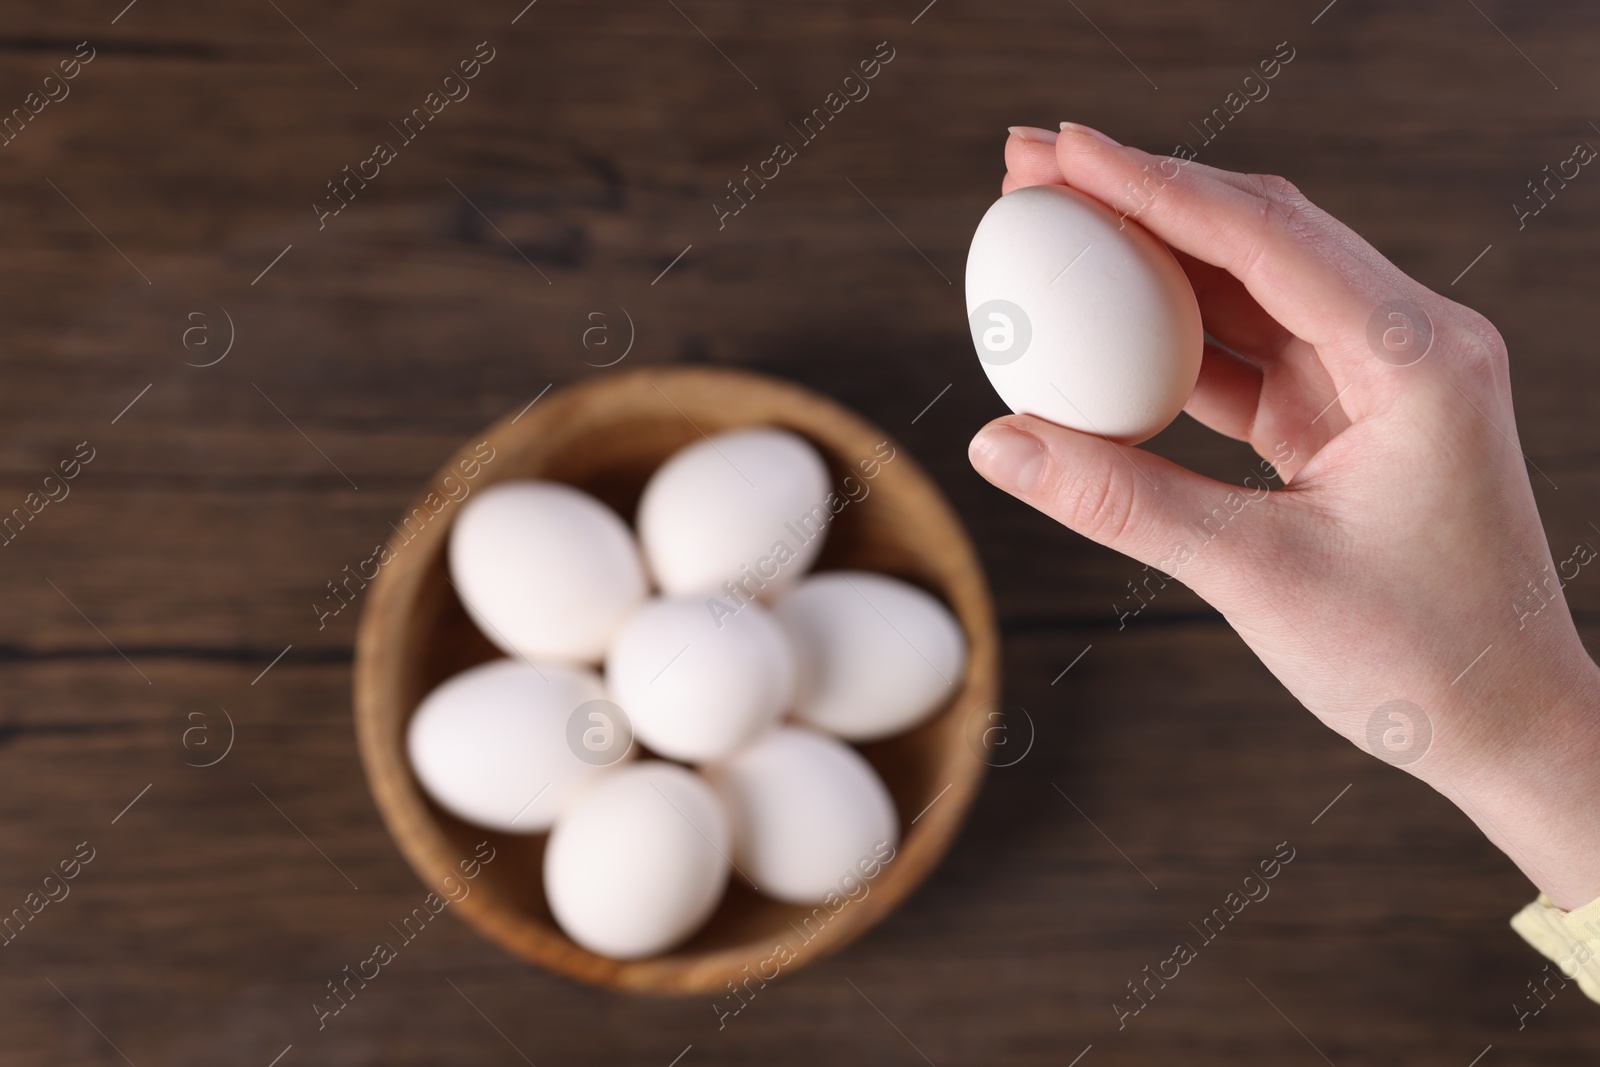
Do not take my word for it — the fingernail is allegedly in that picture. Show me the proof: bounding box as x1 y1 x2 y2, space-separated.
1007 125 1058 145
969 424 1047 495
1059 122 1121 146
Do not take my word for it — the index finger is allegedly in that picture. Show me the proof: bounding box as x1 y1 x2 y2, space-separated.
1053 124 1384 383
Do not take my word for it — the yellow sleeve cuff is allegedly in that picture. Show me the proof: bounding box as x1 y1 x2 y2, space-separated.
1511 893 1600 1003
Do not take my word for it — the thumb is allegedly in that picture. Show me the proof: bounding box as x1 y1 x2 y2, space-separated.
968 414 1265 595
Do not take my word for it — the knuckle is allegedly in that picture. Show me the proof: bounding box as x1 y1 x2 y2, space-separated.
1246 171 1304 205
1450 315 1511 400
1054 460 1140 546
1235 175 1314 279
1409 304 1512 410
1459 310 1509 366
1431 302 1510 379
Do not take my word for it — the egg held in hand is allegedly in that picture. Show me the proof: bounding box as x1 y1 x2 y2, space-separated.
637 427 831 598
776 570 966 742
606 596 796 763
406 660 626 833
544 761 732 959
703 726 899 905
965 183 1203 444
448 480 646 664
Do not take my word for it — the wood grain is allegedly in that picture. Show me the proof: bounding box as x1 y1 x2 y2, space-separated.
0 0 1597 1062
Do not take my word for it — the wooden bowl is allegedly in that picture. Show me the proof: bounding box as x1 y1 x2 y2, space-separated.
353 366 998 994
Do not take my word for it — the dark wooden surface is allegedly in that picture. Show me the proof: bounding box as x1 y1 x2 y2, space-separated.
2 0 1598 1063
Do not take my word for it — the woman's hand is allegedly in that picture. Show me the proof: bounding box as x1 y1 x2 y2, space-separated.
972 123 1600 910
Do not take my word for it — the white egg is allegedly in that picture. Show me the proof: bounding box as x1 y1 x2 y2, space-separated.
406 659 625 833
965 183 1203 444
703 726 899 905
448 481 646 664
637 428 831 598
544 761 731 958
776 571 966 742
606 596 795 763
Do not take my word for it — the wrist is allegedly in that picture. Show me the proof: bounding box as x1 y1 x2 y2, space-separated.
1432 654 1600 910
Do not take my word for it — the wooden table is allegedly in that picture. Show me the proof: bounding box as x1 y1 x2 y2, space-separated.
2 0 1597 1062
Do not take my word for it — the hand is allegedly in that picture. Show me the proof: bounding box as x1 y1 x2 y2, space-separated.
971 122 1600 910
